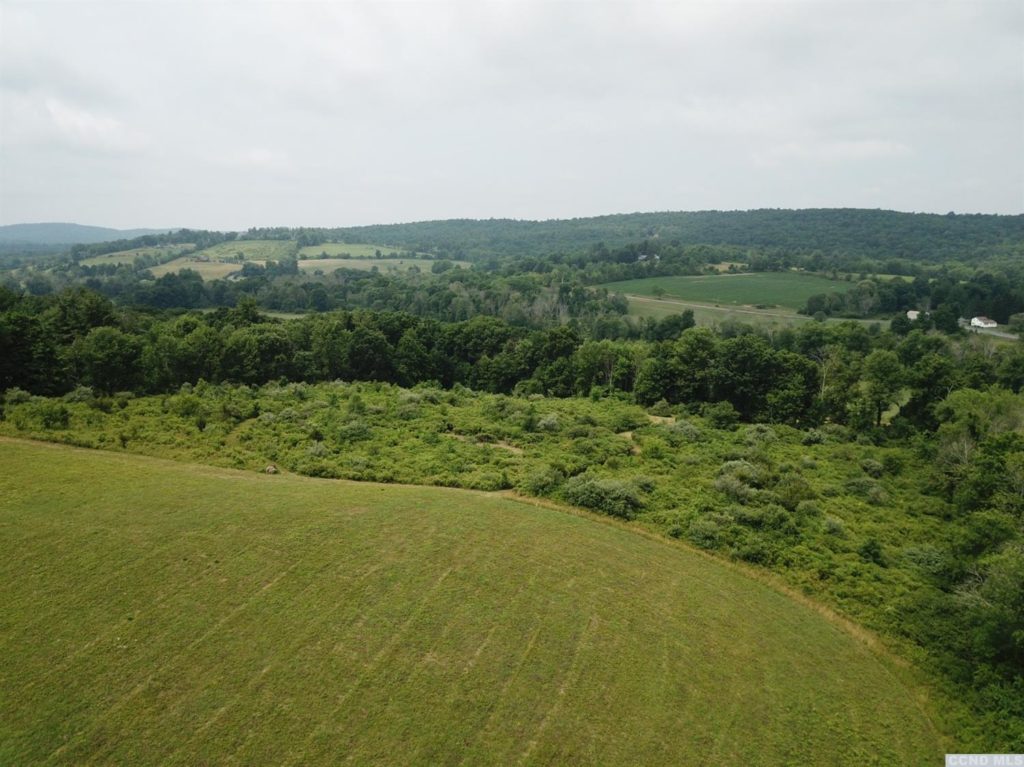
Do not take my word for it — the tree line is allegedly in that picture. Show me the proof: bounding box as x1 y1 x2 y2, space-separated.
3 286 1021 433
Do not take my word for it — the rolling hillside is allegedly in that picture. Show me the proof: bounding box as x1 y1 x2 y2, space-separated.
0 439 943 765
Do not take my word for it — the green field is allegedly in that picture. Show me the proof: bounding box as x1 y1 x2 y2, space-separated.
193 240 297 261
625 294 890 330
602 272 852 310
297 243 412 258
0 439 941 765
297 257 466 274
148 257 253 280
80 244 195 266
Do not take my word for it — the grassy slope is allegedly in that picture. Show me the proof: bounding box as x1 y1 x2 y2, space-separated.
296 258 466 274
624 294 891 330
0 439 941 765
192 240 297 261
601 272 852 310
297 243 412 258
80 245 195 267
148 257 251 280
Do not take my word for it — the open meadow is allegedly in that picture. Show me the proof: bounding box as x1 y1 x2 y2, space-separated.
297 257 467 274
80 244 196 266
192 240 297 261
297 243 416 258
601 272 851 310
624 294 890 330
147 257 254 280
0 438 942 765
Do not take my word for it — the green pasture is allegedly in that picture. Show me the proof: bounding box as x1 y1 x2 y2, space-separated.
193 240 297 261
625 295 890 330
80 244 195 266
297 257 466 274
601 272 851 310
0 439 941 765
148 257 252 280
297 243 413 258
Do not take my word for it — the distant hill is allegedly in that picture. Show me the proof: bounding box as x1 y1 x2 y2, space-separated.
260 208 1024 262
0 223 171 246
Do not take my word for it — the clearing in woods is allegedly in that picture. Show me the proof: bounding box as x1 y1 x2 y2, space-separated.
601 272 852 310
0 439 942 765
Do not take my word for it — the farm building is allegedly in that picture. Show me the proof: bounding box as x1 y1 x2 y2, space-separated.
906 310 920 321
970 316 998 329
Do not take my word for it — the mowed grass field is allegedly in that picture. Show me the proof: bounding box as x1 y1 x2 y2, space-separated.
602 272 851 310
0 440 942 765
80 244 195 266
148 257 254 280
297 257 467 274
297 243 413 258
193 240 297 261
623 294 891 331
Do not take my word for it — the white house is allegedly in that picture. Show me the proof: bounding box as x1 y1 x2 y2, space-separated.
906 310 920 321
971 316 998 329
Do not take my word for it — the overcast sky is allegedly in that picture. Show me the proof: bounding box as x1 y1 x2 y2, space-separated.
0 0 1021 229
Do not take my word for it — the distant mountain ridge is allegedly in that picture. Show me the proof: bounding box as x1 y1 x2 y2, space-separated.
0 223 171 245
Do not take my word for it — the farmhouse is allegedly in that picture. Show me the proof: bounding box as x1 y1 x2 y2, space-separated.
970 316 998 329
906 310 920 321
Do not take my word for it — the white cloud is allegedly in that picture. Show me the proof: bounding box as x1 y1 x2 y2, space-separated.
43 98 147 153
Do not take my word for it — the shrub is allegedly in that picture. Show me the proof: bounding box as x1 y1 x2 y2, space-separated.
4 387 32 405
795 500 822 519
703 401 739 430
735 539 775 565
858 538 886 566
902 545 947 575
717 460 761 486
687 517 722 549
715 474 755 503
518 467 565 496
801 429 824 445
633 475 657 493
338 419 371 443
648 399 673 417
728 505 768 528
28 401 71 429
663 420 703 445
562 476 644 520
773 474 816 511
537 413 560 432
845 477 887 504
860 458 884 478
743 424 777 446
63 385 95 404
823 516 846 536
882 454 904 476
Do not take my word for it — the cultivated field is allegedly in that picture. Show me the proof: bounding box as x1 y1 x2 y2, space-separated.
80 244 195 266
0 439 941 765
602 272 851 310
